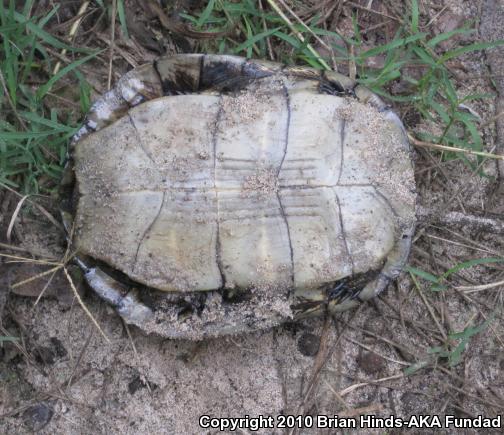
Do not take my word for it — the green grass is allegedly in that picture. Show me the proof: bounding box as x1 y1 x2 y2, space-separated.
404 313 495 373
0 335 18 343
2 0 504 193
404 259 502 372
406 257 504 292
0 0 94 194
1 0 502 379
182 0 504 171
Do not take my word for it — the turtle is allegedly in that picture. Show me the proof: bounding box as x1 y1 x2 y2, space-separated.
60 54 416 340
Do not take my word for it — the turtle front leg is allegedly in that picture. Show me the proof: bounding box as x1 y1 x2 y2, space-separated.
155 54 285 94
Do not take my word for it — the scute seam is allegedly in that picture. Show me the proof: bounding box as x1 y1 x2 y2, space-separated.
213 95 226 288
333 191 355 274
128 112 156 164
277 83 295 286
336 118 346 185
132 191 166 273
371 186 400 218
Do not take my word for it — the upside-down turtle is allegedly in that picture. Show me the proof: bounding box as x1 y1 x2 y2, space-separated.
60 54 416 339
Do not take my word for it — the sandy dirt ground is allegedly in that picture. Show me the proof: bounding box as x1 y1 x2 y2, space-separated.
1 0 504 434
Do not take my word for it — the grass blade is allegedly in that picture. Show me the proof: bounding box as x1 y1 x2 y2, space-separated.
36 51 100 99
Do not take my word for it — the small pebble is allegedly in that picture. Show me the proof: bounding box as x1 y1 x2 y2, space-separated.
297 332 320 357
22 403 53 432
357 351 386 375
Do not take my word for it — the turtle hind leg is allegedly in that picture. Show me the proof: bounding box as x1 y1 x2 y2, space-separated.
76 257 153 325
77 257 294 339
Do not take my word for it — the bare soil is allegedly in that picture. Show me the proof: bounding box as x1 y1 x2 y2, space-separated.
1 1 504 434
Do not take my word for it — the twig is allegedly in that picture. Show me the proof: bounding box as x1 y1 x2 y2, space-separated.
416 206 504 234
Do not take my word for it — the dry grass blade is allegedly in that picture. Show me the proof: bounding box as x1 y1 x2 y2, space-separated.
32 201 64 232
344 336 410 366
2 0 503 428
10 265 62 289
63 267 110 343
411 274 448 340
123 321 153 393
287 314 332 435
338 373 405 396
438 369 504 410
456 279 504 293
148 0 235 39
425 233 497 255
265 0 331 70
287 308 363 435
2 184 63 233
259 0 275 60
409 134 504 160
346 1 402 22
33 266 60 306
53 1 90 75
0 69 27 130
6 195 30 242
425 5 449 27
0 242 34 253
107 0 117 91
276 0 334 55
0 253 61 265
0 325 35 367
321 378 351 411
